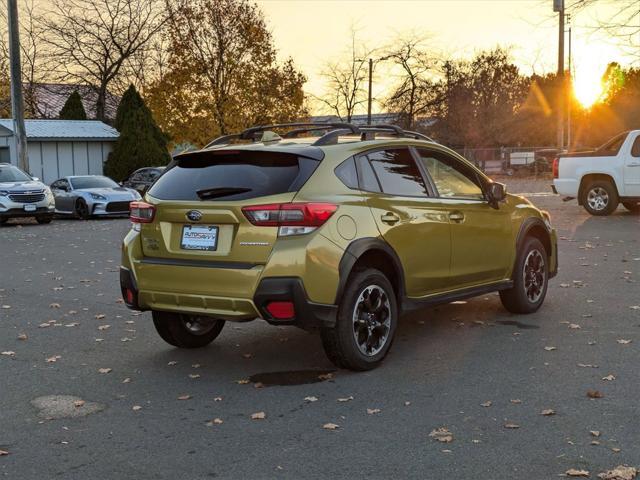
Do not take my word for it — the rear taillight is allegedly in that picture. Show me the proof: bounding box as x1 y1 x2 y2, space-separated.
242 203 338 236
552 158 560 179
130 201 156 223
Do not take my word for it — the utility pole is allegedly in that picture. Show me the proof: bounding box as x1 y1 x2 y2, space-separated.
567 23 572 149
367 58 373 125
555 0 565 151
7 0 28 172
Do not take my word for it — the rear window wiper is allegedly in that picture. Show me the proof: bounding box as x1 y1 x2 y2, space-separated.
196 186 252 199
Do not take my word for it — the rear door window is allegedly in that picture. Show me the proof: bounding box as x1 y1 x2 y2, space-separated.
365 148 428 196
148 151 319 201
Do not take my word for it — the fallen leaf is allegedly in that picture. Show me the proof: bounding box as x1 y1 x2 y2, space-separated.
304 396 318 402
167 361 177 366
429 427 453 443
1 351 15 356
132 405 142 411
569 324 582 329
45 355 61 363
177 395 191 400
206 418 223 426
253 382 264 389
544 346 556 351
323 423 339 430
597 465 637 480
0 305 10 309
236 379 250 385
242 353 253 359
578 364 599 368
97 325 110 331
95 314 106 319
251 411 266 420
337 396 354 403
367 408 381 415
540 409 556 416
74 400 85 408
602 375 616 381
98 368 112 374
566 469 590 477
49 303 61 308
318 373 334 380
17 333 27 341
404 401 411 406
0 450 8 456
587 390 604 399
188 374 200 379
481 401 492 407
122 378 131 383
611 448 621 453
214 396 222 402
590 431 601 437
617 339 632 345
504 423 520 429
510 399 522 404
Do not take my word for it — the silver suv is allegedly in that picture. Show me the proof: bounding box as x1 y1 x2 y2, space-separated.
0 163 55 224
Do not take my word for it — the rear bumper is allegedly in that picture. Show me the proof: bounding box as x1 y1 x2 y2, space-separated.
120 265 336 330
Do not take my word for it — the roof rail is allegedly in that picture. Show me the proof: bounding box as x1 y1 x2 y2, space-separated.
204 122 435 149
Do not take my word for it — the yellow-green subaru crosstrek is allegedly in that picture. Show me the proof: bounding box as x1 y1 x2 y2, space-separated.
121 123 558 371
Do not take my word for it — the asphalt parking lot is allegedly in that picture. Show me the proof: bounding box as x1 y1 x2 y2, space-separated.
1 179 639 479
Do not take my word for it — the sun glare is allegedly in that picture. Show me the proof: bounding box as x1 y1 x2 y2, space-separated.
572 48 613 108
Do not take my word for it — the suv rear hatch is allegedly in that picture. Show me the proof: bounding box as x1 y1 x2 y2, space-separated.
133 148 322 309
143 148 321 263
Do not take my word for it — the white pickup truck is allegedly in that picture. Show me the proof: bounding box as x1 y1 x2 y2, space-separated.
552 130 640 215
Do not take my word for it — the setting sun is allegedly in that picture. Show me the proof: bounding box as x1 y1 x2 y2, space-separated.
571 44 619 108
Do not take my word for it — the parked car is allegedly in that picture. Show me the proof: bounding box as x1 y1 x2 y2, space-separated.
51 175 141 219
0 163 55 224
122 167 166 195
552 130 640 215
120 123 558 371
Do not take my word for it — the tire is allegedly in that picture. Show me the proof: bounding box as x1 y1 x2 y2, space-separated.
152 311 225 348
580 180 618 216
75 199 91 220
36 216 53 224
320 268 398 371
500 237 549 314
622 201 640 214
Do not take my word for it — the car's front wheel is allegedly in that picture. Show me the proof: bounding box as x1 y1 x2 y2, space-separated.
321 268 398 371
75 199 91 220
500 237 549 314
152 311 225 348
581 180 618 216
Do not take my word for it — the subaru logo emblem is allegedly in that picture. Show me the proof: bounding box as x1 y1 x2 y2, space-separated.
186 210 202 222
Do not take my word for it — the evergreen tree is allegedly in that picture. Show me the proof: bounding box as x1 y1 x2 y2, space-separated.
59 90 87 120
104 85 170 181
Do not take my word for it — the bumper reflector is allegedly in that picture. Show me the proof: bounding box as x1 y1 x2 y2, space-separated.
266 301 295 320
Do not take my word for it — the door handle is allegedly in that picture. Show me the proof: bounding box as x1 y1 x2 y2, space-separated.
628 163 640 167
381 212 400 224
449 211 465 223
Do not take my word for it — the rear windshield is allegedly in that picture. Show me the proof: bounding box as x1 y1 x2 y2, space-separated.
148 151 320 201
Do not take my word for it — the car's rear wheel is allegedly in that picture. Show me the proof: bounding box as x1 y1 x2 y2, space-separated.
36 216 53 224
581 180 618 216
500 237 548 314
321 268 398 371
75 199 91 220
622 201 640 214
152 311 225 348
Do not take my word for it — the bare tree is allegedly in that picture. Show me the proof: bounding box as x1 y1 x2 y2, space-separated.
569 0 640 59
0 0 50 117
316 29 374 122
42 0 169 121
384 37 440 129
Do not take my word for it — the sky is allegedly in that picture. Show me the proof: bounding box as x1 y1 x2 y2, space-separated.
256 0 634 114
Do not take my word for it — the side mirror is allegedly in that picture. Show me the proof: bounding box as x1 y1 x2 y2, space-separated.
487 182 507 208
